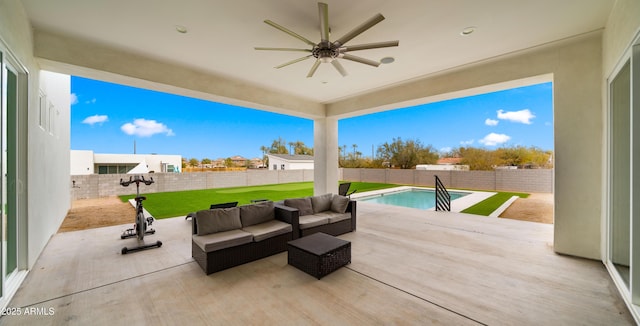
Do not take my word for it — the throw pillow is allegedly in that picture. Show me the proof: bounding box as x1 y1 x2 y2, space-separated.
239 201 275 227
284 197 314 216
331 195 350 213
195 207 242 236
311 193 333 213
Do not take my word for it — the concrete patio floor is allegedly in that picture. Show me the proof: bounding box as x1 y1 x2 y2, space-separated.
0 202 634 325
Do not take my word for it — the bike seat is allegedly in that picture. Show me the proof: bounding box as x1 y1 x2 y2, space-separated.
135 196 146 202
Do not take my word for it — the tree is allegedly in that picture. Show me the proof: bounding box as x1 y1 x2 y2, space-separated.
188 158 199 167
267 137 288 154
458 147 496 170
377 138 439 169
201 158 212 165
224 157 234 167
260 145 270 167
290 140 313 155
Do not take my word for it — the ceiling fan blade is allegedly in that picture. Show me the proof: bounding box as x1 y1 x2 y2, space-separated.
334 13 385 46
264 20 316 47
255 47 312 52
340 54 380 67
306 59 322 78
342 40 399 52
318 2 330 42
331 60 348 77
275 55 312 69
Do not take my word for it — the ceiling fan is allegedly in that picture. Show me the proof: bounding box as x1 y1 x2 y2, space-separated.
255 2 399 78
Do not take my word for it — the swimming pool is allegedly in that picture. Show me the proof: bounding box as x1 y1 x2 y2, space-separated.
358 188 470 210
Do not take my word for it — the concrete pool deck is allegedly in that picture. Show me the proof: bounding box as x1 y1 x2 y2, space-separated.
350 186 496 213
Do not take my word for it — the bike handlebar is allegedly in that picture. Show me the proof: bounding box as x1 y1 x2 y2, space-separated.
119 176 155 187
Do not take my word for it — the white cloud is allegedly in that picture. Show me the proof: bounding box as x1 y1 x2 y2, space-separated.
85 98 97 104
440 147 452 154
479 133 511 146
497 109 535 124
121 118 174 137
82 114 108 125
485 118 499 126
460 139 474 146
70 93 78 105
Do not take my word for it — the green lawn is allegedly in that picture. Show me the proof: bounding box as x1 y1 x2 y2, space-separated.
120 181 399 219
121 181 527 219
461 192 529 216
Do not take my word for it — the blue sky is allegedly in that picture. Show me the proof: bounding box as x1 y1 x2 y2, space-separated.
71 76 552 159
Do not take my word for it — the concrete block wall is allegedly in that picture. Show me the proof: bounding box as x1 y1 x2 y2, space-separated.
71 168 551 200
70 170 317 200
340 168 553 193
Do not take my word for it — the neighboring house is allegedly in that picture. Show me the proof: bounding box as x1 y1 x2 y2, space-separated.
249 157 265 168
229 155 248 167
437 157 464 165
70 150 182 175
267 154 314 170
416 164 469 171
416 157 470 171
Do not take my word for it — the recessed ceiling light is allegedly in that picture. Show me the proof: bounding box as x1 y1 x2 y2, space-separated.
175 25 188 34
460 27 475 36
380 57 395 64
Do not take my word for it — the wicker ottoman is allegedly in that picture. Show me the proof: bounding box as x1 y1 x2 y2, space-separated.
287 232 351 279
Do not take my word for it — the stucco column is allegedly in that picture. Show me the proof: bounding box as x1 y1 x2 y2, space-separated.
314 117 339 195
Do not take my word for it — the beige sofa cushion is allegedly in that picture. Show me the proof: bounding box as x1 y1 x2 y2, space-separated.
311 193 333 213
299 214 329 230
195 207 242 236
331 195 350 213
242 220 292 242
284 197 314 216
239 201 275 227
192 229 253 252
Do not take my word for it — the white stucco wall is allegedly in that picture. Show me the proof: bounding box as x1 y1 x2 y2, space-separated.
70 150 94 175
0 0 71 271
266 155 312 170
71 151 182 175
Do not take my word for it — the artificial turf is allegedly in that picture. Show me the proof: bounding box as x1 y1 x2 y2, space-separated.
461 191 529 216
119 181 399 219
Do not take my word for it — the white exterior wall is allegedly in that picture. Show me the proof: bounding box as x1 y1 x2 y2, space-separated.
267 155 313 171
70 151 182 175
287 162 313 170
0 0 72 276
268 155 286 170
70 150 94 174
93 153 181 173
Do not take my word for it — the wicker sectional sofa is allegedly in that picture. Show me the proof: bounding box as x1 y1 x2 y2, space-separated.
191 201 299 274
282 193 357 238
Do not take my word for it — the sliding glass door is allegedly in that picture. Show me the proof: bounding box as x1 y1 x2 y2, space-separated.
608 37 640 317
609 60 631 287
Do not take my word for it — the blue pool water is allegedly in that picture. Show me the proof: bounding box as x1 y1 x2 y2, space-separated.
359 188 469 210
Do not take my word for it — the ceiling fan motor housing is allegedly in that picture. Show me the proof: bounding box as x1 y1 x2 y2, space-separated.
312 41 340 62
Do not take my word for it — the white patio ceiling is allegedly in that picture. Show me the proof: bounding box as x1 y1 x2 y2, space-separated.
21 0 614 104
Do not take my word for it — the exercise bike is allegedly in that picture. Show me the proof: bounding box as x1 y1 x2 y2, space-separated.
119 175 162 254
